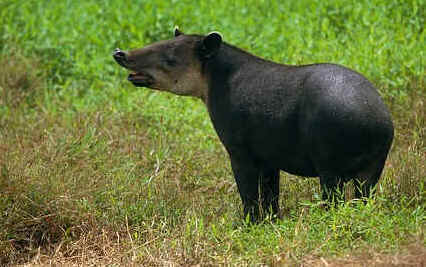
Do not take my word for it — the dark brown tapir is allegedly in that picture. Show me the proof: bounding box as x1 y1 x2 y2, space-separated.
113 28 394 221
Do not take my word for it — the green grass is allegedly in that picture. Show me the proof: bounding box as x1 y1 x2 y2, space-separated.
0 0 425 265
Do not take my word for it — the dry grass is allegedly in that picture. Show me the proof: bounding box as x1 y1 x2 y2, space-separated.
382 80 425 200
301 241 426 267
14 240 426 266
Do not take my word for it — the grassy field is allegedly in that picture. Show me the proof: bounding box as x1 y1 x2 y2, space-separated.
0 0 424 265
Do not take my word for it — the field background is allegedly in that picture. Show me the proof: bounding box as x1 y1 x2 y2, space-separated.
0 0 424 265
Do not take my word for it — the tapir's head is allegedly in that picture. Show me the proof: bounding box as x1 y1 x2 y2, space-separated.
113 28 222 100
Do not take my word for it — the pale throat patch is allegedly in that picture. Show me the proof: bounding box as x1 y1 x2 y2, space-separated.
172 69 209 101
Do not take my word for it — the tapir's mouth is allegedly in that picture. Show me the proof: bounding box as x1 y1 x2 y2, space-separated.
127 72 154 87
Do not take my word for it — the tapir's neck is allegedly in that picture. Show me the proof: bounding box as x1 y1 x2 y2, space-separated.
207 43 273 75
201 42 288 104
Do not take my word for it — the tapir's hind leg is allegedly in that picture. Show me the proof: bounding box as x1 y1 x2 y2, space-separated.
354 152 389 199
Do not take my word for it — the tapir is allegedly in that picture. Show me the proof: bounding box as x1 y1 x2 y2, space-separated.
113 28 394 221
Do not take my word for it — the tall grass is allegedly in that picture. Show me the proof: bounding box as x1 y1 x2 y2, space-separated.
0 0 424 265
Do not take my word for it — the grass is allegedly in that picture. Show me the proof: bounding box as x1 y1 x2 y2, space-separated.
0 0 425 265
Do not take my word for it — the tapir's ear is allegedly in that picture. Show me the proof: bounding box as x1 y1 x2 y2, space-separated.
174 26 183 37
198 31 222 60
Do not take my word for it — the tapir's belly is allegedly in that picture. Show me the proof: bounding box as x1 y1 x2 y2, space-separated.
247 129 318 177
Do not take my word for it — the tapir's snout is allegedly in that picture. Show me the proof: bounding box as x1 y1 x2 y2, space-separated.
113 48 129 68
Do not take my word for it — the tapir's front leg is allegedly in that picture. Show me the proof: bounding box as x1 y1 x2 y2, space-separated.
230 154 261 222
259 168 280 217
